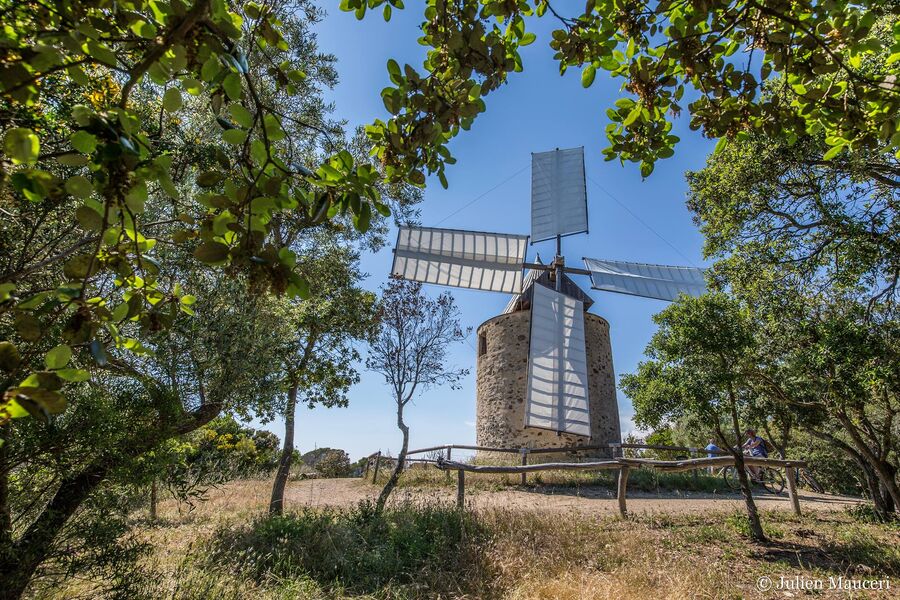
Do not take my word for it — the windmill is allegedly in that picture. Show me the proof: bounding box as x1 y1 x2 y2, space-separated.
389 147 706 440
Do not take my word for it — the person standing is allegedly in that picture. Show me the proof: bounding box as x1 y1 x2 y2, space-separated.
705 438 722 474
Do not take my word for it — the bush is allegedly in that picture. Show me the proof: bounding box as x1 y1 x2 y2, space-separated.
207 501 490 595
788 431 865 497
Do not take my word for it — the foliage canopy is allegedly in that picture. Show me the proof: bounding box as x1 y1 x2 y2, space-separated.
344 0 899 180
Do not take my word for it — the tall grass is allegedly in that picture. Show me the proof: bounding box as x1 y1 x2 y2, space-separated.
206 500 494 597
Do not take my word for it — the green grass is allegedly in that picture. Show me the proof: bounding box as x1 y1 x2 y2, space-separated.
205 500 493 598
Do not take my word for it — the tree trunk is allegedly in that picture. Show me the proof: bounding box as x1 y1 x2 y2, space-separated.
836 412 900 511
0 401 223 600
376 401 409 513
807 427 895 519
149 479 158 520
0 463 110 600
732 449 767 541
726 401 767 542
0 436 12 568
269 384 298 516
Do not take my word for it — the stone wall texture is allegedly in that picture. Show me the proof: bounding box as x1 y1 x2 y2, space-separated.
475 309 621 457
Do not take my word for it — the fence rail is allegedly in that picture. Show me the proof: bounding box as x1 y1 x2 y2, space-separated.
362 443 807 518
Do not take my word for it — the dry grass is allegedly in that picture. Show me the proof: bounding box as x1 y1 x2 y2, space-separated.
37 479 900 599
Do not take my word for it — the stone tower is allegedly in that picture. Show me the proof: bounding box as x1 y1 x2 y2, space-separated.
474 272 621 454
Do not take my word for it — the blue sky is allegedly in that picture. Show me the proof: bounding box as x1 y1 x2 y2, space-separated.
256 5 716 460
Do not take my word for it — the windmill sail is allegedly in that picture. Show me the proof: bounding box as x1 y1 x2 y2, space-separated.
391 225 528 293
583 257 706 302
524 283 591 437
531 147 588 243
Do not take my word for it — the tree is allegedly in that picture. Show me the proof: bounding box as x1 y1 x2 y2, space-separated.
314 448 352 477
0 267 288 598
0 0 396 432
621 293 768 541
0 2 419 594
266 237 378 515
686 124 900 517
687 133 899 308
140 415 280 518
366 279 468 512
749 290 900 519
343 1 900 183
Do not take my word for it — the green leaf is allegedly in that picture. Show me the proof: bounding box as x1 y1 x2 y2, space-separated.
4 128 40 164
0 341 20 372
63 254 98 279
822 144 844 161
56 368 90 382
163 87 183 112
196 171 225 187
125 182 148 212
639 161 654 178
75 206 103 231
222 129 247 145
0 283 15 303
520 32 536 46
193 241 230 263
287 275 310 299
65 175 93 198
4 399 30 419
70 131 98 154
45 344 72 369
223 73 243 100
623 104 642 126
581 64 596 88
14 314 42 342
229 104 254 128
353 202 371 233
714 137 729 154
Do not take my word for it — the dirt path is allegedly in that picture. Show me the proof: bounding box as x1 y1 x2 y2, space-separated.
285 478 864 515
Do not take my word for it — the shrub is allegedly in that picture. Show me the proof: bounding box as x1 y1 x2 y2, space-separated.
207 500 491 596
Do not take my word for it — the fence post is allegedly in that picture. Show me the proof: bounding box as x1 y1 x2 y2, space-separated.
363 456 370 479
445 445 452 483
610 442 621 459
457 469 465 509
617 466 630 518
520 448 529 486
785 465 801 516
372 451 382 484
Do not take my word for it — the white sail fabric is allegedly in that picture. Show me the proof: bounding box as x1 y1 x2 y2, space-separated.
583 257 706 302
531 147 588 243
391 225 528 293
503 258 544 314
524 283 591 437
